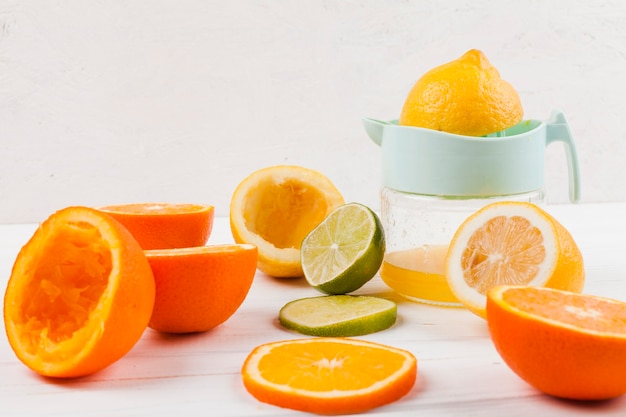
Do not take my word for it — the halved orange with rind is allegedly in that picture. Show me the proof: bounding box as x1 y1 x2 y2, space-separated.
3 206 155 378
145 244 258 333
99 203 214 250
487 285 626 400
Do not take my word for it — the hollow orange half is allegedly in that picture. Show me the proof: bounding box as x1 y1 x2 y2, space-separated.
99 203 214 250
145 244 258 333
3 206 155 378
230 165 344 278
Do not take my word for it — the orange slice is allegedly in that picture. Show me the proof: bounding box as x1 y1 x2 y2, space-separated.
445 202 585 318
241 337 417 414
230 165 344 278
3 206 155 378
487 285 626 400
99 203 214 250
145 244 258 333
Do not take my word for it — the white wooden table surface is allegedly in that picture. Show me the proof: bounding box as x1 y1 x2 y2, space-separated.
2 202 626 416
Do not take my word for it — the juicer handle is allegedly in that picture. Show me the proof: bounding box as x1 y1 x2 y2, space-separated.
545 110 581 203
362 117 391 147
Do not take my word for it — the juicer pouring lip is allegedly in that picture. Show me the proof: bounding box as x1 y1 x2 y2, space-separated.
362 117 393 147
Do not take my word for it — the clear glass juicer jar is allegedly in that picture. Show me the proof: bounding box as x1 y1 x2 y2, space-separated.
363 110 581 306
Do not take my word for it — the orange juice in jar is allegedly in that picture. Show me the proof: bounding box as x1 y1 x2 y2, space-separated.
381 245 456 305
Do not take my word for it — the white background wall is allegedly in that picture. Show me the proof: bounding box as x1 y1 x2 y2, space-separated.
1 0 625 223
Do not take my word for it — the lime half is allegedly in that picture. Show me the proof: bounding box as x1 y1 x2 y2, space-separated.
279 295 397 337
301 203 385 294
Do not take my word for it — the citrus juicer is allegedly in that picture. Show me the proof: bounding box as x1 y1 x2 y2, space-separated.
363 110 581 305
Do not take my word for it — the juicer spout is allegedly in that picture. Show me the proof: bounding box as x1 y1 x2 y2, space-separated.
362 118 391 146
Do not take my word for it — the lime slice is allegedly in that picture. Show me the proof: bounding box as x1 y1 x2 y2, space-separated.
278 295 397 337
301 202 385 294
